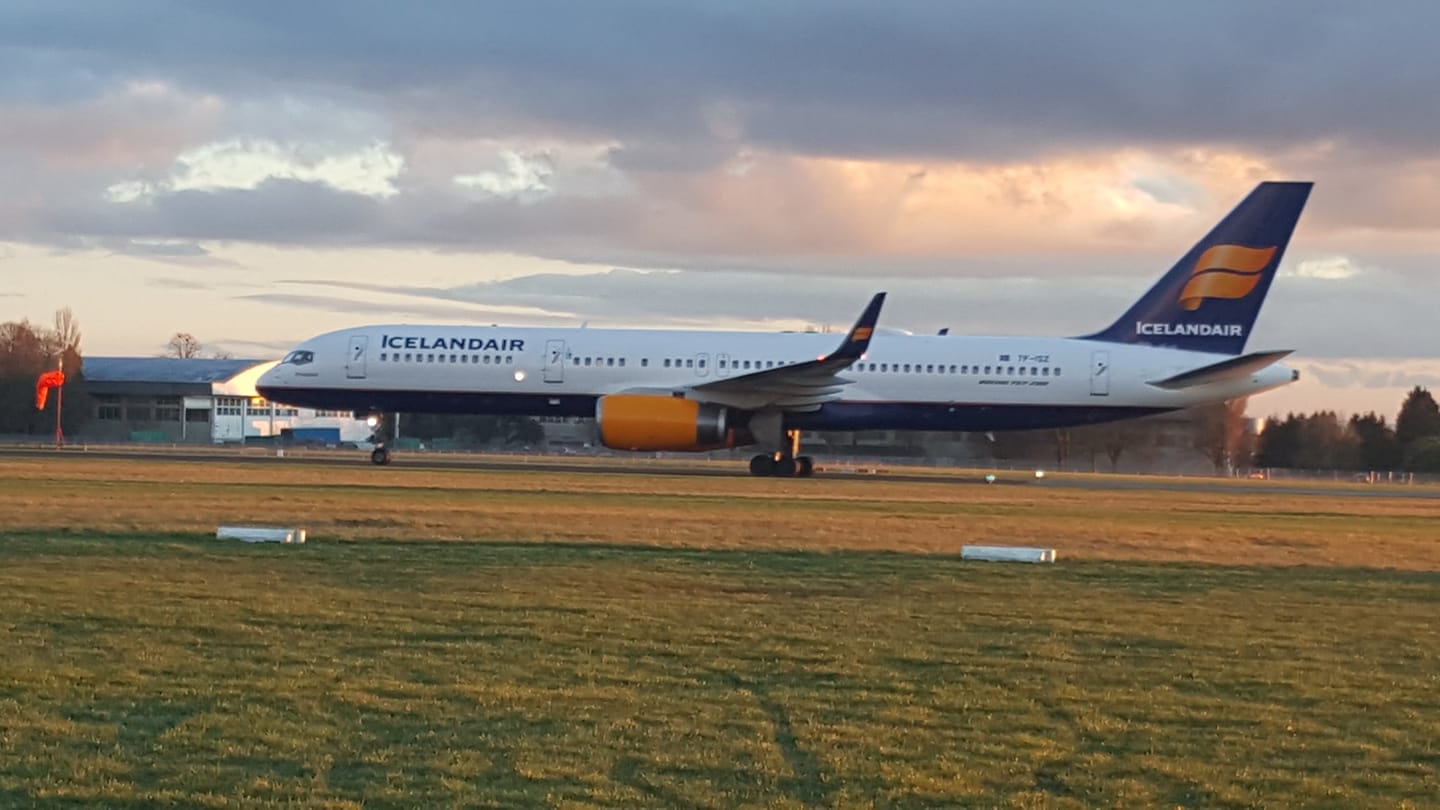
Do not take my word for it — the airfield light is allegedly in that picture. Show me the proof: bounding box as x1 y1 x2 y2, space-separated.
1035 470 1046 479
984 474 996 484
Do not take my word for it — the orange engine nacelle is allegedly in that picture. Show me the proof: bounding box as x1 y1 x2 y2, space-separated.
596 394 736 452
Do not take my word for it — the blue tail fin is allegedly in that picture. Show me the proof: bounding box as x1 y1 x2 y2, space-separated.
1085 181 1312 355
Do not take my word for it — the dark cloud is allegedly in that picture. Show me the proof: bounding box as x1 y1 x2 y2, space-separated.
4 1 1440 161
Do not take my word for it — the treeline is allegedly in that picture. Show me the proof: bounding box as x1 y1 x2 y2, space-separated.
0 310 89 436
1255 387 1440 472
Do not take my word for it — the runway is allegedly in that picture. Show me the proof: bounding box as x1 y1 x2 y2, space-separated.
1 443 1434 500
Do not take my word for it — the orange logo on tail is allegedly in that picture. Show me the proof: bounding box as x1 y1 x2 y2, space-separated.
1177 245 1276 310
850 326 873 342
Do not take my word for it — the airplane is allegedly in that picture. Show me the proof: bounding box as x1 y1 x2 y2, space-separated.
257 181 1312 476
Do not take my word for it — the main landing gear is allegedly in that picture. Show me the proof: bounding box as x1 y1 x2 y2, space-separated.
748 430 814 477
370 445 391 466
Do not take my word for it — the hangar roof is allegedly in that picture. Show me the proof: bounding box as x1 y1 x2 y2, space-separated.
82 357 267 384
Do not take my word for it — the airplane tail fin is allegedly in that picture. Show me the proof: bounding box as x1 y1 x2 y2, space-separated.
1084 181 1312 355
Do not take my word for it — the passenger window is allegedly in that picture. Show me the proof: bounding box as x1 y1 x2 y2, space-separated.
926 364 933 373
618 358 626 367
685 359 694 368
379 352 388 361
427 354 435 363
607 358 615 367
663 359 671 368
641 358 649 367
404 353 413 362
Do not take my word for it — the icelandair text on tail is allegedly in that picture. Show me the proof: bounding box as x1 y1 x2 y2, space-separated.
1136 322 1244 337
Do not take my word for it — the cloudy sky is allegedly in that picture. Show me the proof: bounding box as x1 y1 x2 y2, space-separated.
3 0 1438 419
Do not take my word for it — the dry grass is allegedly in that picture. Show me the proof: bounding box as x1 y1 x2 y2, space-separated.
1 454 1438 806
1 455 1438 569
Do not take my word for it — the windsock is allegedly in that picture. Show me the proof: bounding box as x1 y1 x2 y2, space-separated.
35 370 65 410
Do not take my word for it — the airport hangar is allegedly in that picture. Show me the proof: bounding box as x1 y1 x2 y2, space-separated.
81 357 373 445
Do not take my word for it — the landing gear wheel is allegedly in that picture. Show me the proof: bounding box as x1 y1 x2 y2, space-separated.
371 446 391 466
749 454 775 477
796 456 815 477
772 456 798 478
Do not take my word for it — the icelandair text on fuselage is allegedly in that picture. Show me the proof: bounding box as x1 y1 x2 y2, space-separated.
1136 322 1244 337
381 335 526 352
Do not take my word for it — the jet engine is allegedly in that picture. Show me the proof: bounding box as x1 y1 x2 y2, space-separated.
596 394 735 452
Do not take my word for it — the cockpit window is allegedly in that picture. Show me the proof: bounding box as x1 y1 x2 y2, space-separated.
282 350 315 366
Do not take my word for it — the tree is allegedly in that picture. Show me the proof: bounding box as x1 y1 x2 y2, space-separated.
165 332 203 359
1255 414 1301 468
1349 413 1402 470
0 311 90 436
1404 437 1440 473
1191 398 1253 474
1293 411 1360 470
1396 386 1440 449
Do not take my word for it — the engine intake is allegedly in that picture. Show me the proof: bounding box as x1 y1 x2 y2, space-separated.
596 394 734 452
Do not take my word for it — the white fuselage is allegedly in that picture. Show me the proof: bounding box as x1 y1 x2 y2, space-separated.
256 324 1295 433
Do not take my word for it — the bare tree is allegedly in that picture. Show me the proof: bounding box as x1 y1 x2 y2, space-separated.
52 307 82 354
165 332 203 359
1191 397 1253 475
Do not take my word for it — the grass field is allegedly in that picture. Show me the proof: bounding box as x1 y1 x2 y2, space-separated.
1 455 1438 807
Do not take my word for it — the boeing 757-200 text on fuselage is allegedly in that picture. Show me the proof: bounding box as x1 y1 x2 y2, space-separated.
258 181 1312 476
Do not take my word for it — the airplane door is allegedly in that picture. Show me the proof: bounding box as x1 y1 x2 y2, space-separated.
346 335 368 379
695 353 710 378
1090 350 1110 396
543 339 566 383
717 353 732 378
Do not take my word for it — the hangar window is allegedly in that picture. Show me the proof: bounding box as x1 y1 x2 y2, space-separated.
155 397 181 422
96 395 122 421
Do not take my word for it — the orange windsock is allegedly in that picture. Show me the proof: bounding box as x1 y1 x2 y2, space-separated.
35 370 65 410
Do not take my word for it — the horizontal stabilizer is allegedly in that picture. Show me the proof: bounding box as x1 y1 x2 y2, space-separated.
1148 350 1293 390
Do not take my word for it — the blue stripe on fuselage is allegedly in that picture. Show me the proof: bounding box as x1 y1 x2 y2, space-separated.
257 386 1173 433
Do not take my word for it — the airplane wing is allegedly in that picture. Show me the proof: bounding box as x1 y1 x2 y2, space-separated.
686 293 886 411
1147 349 1293 390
